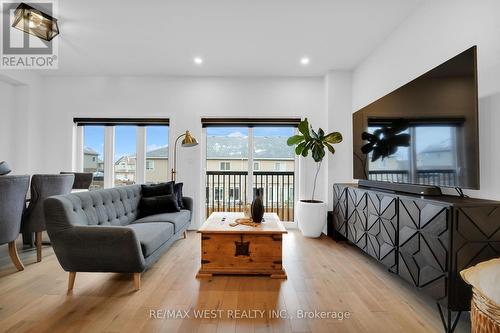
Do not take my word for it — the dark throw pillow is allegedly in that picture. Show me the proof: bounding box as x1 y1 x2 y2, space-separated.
139 194 180 217
141 181 174 198
174 182 184 209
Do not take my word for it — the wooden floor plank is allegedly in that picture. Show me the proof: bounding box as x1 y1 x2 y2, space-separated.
0 231 470 333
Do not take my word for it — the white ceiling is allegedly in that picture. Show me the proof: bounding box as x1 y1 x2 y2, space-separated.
41 0 424 76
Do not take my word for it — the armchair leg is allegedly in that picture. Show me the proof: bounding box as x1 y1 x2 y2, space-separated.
133 273 141 291
8 241 24 271
183 231 187 239
67 272 76 294
35 231 42 262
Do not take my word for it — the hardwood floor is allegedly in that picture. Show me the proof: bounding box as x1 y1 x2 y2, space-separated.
0 230 470 333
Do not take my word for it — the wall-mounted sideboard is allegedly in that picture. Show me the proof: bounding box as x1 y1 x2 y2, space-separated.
331 183 500 333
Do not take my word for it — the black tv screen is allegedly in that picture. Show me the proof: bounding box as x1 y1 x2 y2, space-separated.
353 46 479 189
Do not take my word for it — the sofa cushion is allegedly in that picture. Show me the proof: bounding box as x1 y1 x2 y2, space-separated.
173 182 184 209
127 222 173 257
133 210 191 233
139 194 180 218
141 182 174 198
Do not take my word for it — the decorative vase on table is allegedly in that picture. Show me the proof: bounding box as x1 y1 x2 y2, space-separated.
251 195 265 223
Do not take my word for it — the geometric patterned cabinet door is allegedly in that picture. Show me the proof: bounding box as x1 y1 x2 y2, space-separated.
450 205 500 310
334 183 500 333
332 184 348 238
366 192 398 272
398 198 450 302
347 187 368 251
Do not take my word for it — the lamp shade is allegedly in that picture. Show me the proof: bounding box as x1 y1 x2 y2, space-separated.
181 131 198 147
11 3 59 42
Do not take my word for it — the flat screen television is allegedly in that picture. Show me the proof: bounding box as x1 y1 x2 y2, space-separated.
353 46 479 189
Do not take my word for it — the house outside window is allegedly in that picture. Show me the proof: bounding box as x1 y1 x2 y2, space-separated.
146 160 155 170
220 161 231 171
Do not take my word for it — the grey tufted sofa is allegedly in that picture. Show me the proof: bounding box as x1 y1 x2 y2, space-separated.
44 184 192 292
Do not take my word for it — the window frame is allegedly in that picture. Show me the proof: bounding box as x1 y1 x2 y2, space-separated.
75 119 169 188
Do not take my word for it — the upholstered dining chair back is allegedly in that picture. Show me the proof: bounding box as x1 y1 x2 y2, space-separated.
22 174 75 235
60 172 93 190
0 175 29 245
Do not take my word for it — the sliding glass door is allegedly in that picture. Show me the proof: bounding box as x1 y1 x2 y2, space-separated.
205 126 296 221
252 127 295 221
206 127 249 214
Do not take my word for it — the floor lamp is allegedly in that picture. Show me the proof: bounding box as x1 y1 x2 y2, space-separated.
171 130 198 181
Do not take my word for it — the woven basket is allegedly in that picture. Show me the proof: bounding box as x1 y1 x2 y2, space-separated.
471 288 500 333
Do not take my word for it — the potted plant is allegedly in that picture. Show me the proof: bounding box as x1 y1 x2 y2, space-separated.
287 118 342 237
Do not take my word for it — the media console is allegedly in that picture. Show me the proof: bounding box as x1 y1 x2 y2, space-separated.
331 183 500 333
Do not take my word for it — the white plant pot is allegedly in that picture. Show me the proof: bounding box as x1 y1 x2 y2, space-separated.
296 200 327 238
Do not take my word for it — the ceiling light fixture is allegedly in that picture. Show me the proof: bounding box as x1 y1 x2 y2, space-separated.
300 57 310 65
11 2 59 41
194 57 203 65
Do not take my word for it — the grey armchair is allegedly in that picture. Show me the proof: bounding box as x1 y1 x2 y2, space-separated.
21 174 74 262
0 175 30 271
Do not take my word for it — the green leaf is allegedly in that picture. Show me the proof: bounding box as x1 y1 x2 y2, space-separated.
287 135 304 146
301 142 310 157
311 143 325 162
310 127 319 139
295 142 306 155
298 119 310 138
318 128 325 139
325 142 336 155
324 132 343 144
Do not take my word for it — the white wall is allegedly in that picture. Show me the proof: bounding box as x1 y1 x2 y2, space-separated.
33 76 327 227
325 71 353 205
0 72 41 175
352 0 500 199
0 81 15 166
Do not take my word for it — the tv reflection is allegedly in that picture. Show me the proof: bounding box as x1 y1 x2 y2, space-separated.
361 118 463 187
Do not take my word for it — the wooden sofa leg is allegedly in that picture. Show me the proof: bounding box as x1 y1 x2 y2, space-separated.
133 273 141 291
8 241 24 271
35 231 43 262
183 231 187 239
67 272 76 294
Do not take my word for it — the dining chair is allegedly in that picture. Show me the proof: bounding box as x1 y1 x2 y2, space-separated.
0 175 30 271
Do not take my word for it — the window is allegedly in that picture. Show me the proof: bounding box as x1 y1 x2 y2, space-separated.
145 126 169 183
229 187 240 201
114 126 137 186
274 162 286 171
83 126 105 190
220 161 231 171
253 162 260 171
77 119 169 188
214 187 224 201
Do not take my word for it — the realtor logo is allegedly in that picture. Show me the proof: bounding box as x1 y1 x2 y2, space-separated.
1 1 58 69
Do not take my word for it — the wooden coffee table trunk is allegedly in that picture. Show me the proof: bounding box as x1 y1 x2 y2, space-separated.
197 212 287 279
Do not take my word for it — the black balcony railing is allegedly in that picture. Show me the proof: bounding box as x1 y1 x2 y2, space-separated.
369 169 458 186
206 171 295 221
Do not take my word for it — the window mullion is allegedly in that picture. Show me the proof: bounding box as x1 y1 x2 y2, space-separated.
248 127 254 202
104 126 115 188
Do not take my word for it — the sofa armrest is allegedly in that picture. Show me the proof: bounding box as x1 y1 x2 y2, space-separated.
182 196 193 213
50 225 146 273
